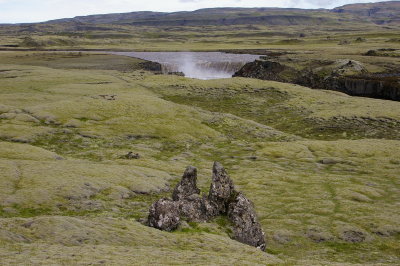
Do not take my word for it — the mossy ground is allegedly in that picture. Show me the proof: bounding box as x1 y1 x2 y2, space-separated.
0 51 399 265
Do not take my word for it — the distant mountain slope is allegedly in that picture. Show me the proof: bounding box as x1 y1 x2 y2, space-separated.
40 2 400 27
332 1 400 24
333 0 399 16
45 8 334 26
48 11 166 24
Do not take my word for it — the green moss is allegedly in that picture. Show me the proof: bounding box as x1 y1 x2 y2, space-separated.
13 207 52 218
1 50 400 265
325 241 361 253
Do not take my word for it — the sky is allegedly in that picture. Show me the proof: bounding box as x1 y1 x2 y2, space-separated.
0 0 387 23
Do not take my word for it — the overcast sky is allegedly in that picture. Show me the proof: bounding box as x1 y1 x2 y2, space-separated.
0 0 386 23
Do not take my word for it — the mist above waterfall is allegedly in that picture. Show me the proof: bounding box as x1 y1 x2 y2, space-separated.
112 51 260 79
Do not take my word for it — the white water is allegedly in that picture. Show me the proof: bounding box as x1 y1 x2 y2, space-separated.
111 51 260 80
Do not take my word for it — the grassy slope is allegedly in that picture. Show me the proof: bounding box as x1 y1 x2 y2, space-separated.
0 51 399 265
1 14 400 51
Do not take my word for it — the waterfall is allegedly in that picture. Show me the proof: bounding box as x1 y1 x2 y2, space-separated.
110 51 260 80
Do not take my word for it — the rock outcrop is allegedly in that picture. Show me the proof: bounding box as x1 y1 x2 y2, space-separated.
172 166 200 201
139 61 162 72
208 162 235 215
148 198 180 232
228 192 266 251
147 162 266 251
233 60 292 82
234 58 400 101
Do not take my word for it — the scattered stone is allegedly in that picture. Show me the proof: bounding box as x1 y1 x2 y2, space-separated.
306 228 334 243
99 95 117 101
340 229 366 243
147 162 266 251
371 225 400 237
21 220 35 228
124 152 140 159
318 158 338 165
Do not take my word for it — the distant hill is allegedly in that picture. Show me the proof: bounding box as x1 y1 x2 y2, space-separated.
45 8 333 27
40 1 399 27
332 1 400 24
47 11 166 25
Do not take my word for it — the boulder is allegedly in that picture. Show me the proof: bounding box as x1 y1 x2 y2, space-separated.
177 195 211 222
340 229 367 243
148 198 180 231
228 192 266 251
124 152 140 159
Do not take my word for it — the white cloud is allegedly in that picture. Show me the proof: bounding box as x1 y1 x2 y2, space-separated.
0 0 385 23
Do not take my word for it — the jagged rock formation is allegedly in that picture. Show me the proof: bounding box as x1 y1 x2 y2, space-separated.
208 162 235 215
147 162 266 251
172 166 200 201
172 166 211 222
228 192 266 251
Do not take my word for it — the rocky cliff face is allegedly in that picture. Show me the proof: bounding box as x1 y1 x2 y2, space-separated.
233 60 291 82
338 75 400 100
296 73 400 101
147 162 266 251
234 59 400 101
138 61 162 72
